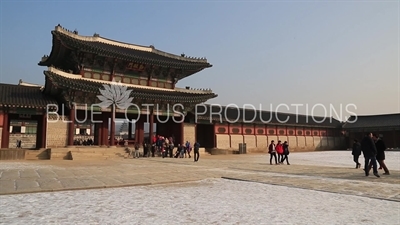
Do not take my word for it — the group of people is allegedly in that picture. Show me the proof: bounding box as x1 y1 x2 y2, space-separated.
352 132 390 177
268 140 290 165
127 135 201 162
73 138 94 146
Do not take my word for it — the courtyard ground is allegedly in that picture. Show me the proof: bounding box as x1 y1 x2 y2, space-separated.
0 151 399 224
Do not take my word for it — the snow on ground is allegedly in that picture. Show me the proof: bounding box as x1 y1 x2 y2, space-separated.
252 151 400 171
0 179 399 225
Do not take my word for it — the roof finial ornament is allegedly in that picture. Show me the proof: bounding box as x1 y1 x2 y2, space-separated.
57 24 61 27
181 53 185 57
93 33 100 37
73 29 78 34
150 45 155 49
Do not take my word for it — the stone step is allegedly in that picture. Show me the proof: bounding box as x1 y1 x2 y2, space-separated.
48 149 72 160
24 149 50 160
69 149 127 160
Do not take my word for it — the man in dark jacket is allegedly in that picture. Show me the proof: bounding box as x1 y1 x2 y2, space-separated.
352 139 361 168
373 134 390 175
360 132 380 177
193 141 200 162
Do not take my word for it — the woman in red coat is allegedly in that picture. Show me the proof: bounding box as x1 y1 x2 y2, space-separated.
275 141 284 163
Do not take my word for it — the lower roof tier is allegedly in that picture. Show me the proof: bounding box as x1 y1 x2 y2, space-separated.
44 67 218 104
0 83 57 109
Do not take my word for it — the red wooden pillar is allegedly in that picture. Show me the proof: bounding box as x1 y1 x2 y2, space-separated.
1 112 9 148
94 123 101 146
194 123 197 143
41 113 47 148
128 120 132 140
135 116 143 144
67 106 75 146
180 117 184 145
109 106 116 146
134 120 139 143
227 123 231 148
254 124 257 147
102 114 109 146
36 116 43 149
149 109 154 145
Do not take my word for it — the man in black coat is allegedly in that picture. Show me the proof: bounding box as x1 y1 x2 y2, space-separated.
351 139 361 169
361 132 380 177
373 134 390 175
193 141 200 162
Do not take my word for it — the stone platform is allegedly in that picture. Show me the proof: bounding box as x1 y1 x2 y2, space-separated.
0 154 399 202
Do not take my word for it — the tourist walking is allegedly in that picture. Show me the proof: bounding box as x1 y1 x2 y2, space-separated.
268 140 278 165
134 143 140 158
280 141 290 165
361 133 380 177
186 141 192 158
177 144 184 158
373 134 390 175
169 138 174 158
276 141 284 163
352 139 362 168
194 141 200 162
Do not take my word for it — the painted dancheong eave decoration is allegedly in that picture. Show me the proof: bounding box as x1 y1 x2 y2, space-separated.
43 67 217 106
38 24 212 82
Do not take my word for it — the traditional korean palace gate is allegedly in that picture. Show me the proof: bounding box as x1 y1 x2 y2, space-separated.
1 25 217 149
0 25 352 152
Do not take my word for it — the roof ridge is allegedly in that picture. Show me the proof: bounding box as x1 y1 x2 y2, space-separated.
351 113 400 117
204 104 340 121
54 25 208 63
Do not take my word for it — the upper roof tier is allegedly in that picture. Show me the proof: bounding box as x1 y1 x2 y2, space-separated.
39 25 212 75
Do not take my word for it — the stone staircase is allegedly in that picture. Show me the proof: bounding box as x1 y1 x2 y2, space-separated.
49 148 72 160
69 148 128 160
25 149 50 160
199 147 211 156
47 147 128 160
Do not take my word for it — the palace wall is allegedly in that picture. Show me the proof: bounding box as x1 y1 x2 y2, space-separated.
213 123 345 152
215 134 230 149
46 115 69 147
183 123 196 145
0 127 2 148
215 134 345 152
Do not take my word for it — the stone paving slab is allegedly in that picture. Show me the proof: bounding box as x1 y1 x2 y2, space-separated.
0 155 399 203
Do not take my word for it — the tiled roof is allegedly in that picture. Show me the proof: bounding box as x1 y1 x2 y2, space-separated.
0 83 58 109
190 104 343 127
44 69 217 104
41 25 212 71
342 113 400 129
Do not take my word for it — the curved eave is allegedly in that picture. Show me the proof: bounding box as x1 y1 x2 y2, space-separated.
38 33 63 66
54 31 212 70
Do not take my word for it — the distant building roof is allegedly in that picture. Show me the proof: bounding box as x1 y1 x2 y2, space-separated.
342 113 400 129
191 104 342 128
0 83 57 109
18 79 43 89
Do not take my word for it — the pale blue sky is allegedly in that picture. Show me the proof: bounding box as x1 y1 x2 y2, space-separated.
0 1 398 120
